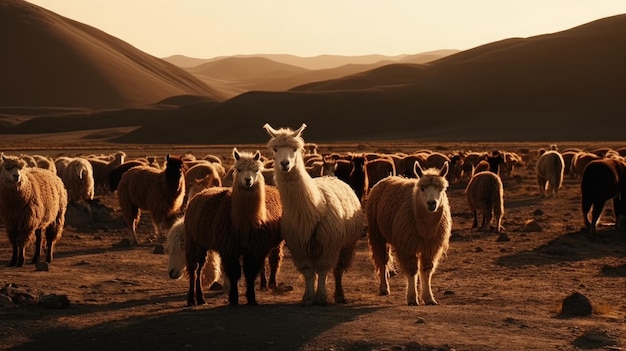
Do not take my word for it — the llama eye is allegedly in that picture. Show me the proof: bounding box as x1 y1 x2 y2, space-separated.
419 187 426 192
273 148 277 152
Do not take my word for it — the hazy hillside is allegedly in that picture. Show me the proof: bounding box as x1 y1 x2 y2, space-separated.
0 0 224 108
178 51 458 98
115 14 626 144
2 7 625 144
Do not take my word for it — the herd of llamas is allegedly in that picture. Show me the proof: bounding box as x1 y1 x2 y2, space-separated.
1 125 626 308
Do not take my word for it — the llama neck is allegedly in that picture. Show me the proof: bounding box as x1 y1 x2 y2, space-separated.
274 152 324 209
0 176 30 210
231 181 266 234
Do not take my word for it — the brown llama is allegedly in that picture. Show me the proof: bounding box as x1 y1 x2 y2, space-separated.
184 149 283 306
0 155 68 267
465 171 504 233
117 154 186 244
367 161 452 305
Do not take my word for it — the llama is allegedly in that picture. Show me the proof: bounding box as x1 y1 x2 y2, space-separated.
465 171 504 233
581 158 626 234
536 150 565 197
263 123 364 306
61 157 95 203
184 149 283 306
0 155 68 267
366 161 452 305
165 217 222 288
117 154 186 244
89 151 126 194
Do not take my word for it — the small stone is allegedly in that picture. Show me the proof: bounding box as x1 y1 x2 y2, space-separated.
523 219 542 232
560 292 592 316
39 294 70 309
532 209 544 216
35 262 50 271
415 317 426 324
496 233 511 242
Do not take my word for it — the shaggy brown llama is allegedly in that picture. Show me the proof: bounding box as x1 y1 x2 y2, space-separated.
117 154 186 244
184 149 283 306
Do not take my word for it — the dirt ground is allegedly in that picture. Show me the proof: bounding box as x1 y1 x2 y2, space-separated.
0 140 625 351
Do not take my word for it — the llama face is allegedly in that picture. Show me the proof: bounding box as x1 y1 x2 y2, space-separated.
232 148 264 188
165 230 185 280
1 158 26 183
415 161 449 212
417 180 447 212
272 146 299 173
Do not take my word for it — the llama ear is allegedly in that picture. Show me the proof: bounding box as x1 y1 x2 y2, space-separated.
439 161 449 178
166 154 171 162
253 150 261 161
263 123 279 137
413 161 424 178
293 123 307 137
233 148 240 161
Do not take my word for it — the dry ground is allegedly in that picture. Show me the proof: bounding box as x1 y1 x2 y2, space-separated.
0 139 625 351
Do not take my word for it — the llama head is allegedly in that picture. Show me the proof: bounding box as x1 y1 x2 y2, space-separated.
263 123 307 173
414 161 449 212
1 155 27 183
164 220 186 280
232 148 264 188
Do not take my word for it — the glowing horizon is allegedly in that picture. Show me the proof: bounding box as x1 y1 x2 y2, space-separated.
24 0 626 59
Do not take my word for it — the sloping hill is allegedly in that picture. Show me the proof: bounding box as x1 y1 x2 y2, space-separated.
115 14 626 144
0 0 224 108
3 12 625 144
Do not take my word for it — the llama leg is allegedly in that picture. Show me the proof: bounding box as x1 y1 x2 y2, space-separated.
483 208 493 233
16 244 27 268
399 253 419 306
266 245 282 288
242 254 264 305
224 257 242 306
127 206 140 245
9 241 18 267
368 228 390 295
581 195 593 230
471 210 478 228
31 229 43 264
590 200 605 235
300 265 316 306
333 242 357 304
186 248 207 306
494 209 503 233
612 197 624 228
259 258 268 290
314 270 329 306
418 254 438 305
44 224 60 263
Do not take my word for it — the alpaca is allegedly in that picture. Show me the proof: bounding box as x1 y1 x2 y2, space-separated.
581 158 626 234
89 151 126 194
117 154 186 244
366 161 452 305
61 157 95 203
0 155 68 267
536 150 565 197
184 149 283 306
108 160 149 192
165 217 222 288
264 123 364 306
465 171 504 233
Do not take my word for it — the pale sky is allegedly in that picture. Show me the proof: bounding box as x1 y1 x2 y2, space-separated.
26 0 626 59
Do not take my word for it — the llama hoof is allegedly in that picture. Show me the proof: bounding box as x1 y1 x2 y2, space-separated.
334 296 348 304
246 300 259 306
407 300 419 306
379 290 390 296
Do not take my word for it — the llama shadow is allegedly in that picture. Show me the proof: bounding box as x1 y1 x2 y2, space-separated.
8 300 385 351
495 228 626 268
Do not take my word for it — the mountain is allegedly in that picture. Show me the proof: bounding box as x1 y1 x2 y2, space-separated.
0 0 224 108
115 14 626 143
180 51 458 98
2 9 625 143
